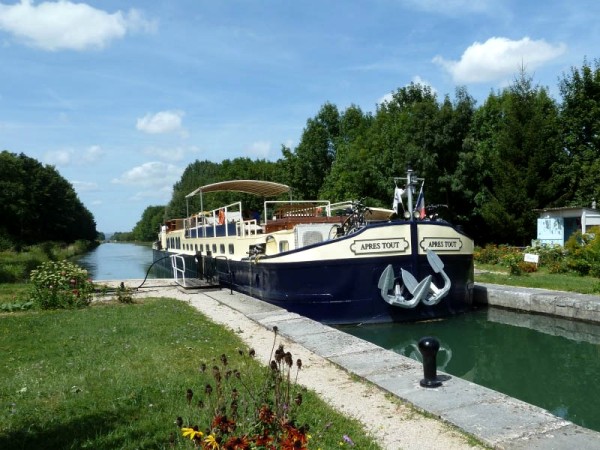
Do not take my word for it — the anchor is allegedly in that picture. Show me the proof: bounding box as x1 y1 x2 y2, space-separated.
377 265 432 308
422 250 451 306
377 250 451 308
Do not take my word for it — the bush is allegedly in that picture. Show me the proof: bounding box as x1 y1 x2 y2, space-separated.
29 260 95 309
564 227 600 277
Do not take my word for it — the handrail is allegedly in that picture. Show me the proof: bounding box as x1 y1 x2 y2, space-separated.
170 254 186 286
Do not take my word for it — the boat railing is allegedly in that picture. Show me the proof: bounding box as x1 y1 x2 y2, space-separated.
170 254 186 286
264 200 331 222
185 201 243 238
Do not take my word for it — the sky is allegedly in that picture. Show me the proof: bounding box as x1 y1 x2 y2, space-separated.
1 0 598 233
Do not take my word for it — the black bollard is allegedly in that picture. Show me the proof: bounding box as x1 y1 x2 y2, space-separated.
418 336 442 388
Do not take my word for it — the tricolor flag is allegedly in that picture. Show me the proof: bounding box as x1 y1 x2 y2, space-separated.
414 182 425 219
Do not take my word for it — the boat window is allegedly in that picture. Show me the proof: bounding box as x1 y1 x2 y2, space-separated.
219 244 225 254
279 241 289 252
229 244 234 254
212 244 217 253
200 244 204 252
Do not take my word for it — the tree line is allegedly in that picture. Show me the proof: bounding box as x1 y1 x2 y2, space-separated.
133 59 600 245
0 151 98 249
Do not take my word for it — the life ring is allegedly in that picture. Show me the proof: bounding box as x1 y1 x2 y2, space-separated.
218 209 225 225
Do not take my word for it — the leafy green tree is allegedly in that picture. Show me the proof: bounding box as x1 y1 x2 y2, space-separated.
282 103 340 199
455 73 563 244
132 205 166 242
0 151 97 245
559 58 600 206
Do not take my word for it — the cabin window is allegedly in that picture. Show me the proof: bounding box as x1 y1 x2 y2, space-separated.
212 244 217 253
228 244 234 254
219 244 225 254
200 244 204 252
279 240 289 252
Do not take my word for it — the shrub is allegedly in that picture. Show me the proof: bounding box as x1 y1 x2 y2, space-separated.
29 260 95 309
115 282 134 304
564 227 600 277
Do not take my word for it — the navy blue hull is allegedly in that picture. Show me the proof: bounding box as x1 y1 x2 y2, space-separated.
152 249 474 325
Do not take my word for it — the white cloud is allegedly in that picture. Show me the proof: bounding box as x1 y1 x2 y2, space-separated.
0 0 155 51
246 141 271 159
43 145 105 166
112 161 183 189
44 149 71 166
433 36 566 84
143 145 200 162
83 145 104 163
136 110 185 134
71 180 98 191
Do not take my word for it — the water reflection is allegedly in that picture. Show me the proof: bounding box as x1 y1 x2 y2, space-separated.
73 242 156 280
339 308 600 432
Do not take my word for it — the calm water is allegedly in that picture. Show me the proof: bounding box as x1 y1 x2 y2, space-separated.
73 242 156 280
339 308 600 433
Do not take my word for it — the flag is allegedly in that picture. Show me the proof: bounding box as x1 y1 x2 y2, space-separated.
392 187 404 214
414 182 425 219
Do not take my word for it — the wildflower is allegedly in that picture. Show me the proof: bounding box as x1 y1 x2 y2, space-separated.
212 414 236 434
220 354 228 365
258 404 275 424
223 435 250 449
203 434 221 449
342 434 355 446
186 388 194 404
182 426 203 440
175 416 183 427
284 352 293 367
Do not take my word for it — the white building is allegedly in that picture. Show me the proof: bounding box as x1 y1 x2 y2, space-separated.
535 206 600 246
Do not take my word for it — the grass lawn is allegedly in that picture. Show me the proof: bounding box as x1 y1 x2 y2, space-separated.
0 298 382 449
475 264 600 294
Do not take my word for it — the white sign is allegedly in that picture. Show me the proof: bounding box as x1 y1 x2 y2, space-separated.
524 253 539 264
350 238 409 255
419 237 463 252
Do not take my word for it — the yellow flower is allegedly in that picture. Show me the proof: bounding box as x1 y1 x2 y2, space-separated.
181 427 203 440
203 434 220 449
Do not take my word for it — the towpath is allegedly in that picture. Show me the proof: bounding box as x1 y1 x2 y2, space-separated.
98 279 600 450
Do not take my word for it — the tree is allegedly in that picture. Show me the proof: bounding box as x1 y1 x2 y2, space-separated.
132 205 166 242
283 103 340 199
455 73 563 244
0 151 97 245
559 58 600 207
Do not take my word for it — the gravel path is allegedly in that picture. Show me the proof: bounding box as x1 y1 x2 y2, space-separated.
108 281 482 450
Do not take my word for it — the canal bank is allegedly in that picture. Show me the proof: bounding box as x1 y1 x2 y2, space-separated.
99 279 600 449
474 283 600 323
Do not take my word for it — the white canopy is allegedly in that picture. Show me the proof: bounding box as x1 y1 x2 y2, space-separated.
185 180 291 198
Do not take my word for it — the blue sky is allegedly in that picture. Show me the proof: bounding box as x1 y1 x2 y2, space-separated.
1 0 597 233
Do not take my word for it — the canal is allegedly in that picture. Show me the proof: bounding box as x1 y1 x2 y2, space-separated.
339 307 600 433
75 243 600 433
73 242 156 280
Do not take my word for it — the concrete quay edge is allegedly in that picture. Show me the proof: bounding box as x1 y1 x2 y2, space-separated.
106 279 600 449
474 283 600 324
